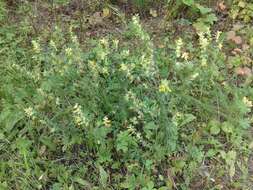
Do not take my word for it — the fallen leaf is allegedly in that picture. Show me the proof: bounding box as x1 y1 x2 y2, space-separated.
233 36 242 45
233 24 244 31
235 67 252 76
39 145 46 155
242 44 249 51
227 31 236 40
166 169 177 189
232 48 242 55
89 12 103 26
227 31 243 44
218 1 226 11
158 44 165 48
93 11 101 18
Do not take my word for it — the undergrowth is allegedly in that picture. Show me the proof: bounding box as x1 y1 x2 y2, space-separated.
0 1 252 190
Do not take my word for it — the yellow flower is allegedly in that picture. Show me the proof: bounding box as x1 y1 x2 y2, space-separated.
201 57 207 66
32 40 41 53
49 40 57 50
120 64 128 71
73 104 87 126
103 116 111 127
198 31 210 49
150 9 158 17
159 80 171 93
56 97 60 105
181 52 189 61
65 47 72 56
24 107 35 118
243 97 252 108
190 72 199 80
176 38 183 58
71 35 78 43
102 8 111 18
218 43 223 50
100 38 108 46
113 39 119 49
216 31 222 42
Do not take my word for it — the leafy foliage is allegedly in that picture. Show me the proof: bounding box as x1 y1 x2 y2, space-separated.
0 1 252 190
230 0 253 23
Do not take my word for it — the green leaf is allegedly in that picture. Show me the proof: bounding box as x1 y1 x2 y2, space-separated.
99 165 108 187
144 122 157 139
0 108 24 132
158 187 169 190
196 4 212 14
239 119 250 129
180 114 196 126
15 138 32 153
182 0 194 6
74 177 91 187
51 183 62 190
210 125 220 135
116 131 134 153
0 133 5 140
0 182 8 190
204 13 218 24
206 149 218 157
193 22 209 32
227 150 236 161
221 122 233 133
209 120 220 135
40 136 56 151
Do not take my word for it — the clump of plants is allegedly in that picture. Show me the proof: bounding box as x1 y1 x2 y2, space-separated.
0 3 252 190
230 0 253 23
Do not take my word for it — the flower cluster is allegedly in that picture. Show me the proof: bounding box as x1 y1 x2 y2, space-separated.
159 79 172 93
72 104 88 127
198 30 211 66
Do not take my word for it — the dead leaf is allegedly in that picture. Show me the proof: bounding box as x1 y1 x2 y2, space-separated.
39 145 46 155
158 44 165 48
242 44 250 51
227 31 243 44
235 67 252 76
218 1 226 11
233 24 244 31
232 48 243 55
89 12 103 26
233 36 242 45
166 169 177 189
227 31 236 40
